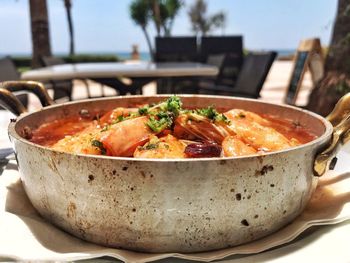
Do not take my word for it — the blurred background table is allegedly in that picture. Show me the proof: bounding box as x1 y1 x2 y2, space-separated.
21 61 218 95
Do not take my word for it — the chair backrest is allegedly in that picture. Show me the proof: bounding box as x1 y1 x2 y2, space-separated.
155 37 198 62
206 54 226 68
0 56 28 107
200 36 243 86
0 57 20 81
233 51 277 98
41 56 65 66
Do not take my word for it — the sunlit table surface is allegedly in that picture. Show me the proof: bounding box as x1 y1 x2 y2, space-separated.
0 109 350 262
21 61 219 81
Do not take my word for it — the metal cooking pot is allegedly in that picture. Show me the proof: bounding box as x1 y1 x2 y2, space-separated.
1 81 349 253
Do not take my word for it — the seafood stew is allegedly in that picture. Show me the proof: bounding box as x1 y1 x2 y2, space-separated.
30 96 317 158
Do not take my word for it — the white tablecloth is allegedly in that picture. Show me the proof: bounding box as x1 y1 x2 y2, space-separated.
1 145 350 262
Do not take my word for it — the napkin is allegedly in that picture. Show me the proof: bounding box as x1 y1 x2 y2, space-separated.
1 150 350 263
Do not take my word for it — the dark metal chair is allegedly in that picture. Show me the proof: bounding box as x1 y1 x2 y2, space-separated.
0 57 28 108
155 37 198 93
155 37 198 62
200 36 244 87
198 51 277 98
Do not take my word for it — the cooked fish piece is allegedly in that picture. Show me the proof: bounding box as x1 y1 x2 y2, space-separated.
51 121 103 155
134 135 186 159
52 116 155 157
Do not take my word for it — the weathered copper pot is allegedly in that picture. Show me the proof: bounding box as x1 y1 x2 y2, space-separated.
1 81 349 253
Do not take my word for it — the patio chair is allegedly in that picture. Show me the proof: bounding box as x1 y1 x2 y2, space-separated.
200 36 244 87
155 36 198 62
198 51 277 98
155 37 198 93
0 57 28 109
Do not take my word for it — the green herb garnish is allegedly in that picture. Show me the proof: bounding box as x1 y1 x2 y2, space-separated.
195 106 231 124
144 96 183 133
145 143 158 150
196 106 217 120
100 125 110 132
165 96 182 115
147 115 172 133
138 106 149 115
141 136 160 150
91 139 107 155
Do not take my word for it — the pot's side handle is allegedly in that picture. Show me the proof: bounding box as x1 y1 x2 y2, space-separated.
1 81 54 108
0 88 27 116
314 93 350 177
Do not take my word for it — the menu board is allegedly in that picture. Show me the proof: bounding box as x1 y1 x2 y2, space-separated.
285 51 310 105
284 39 324 105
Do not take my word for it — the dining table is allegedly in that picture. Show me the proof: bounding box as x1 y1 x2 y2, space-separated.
20 61 219 95
0 106 350 262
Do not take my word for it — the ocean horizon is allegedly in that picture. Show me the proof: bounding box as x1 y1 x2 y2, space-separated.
1 49 296 61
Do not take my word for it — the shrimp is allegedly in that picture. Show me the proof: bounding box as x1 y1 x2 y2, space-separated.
222 136 256 157
134 135 186 159
173 113 234 144
226 109 271 126
100 116 154 157
224 109 298 151
99 107 138 125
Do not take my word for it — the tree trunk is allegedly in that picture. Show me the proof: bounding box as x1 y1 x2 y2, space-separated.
152 0 162 36
142 26 154 61
307 0 350 116
64 0 75 56
29 0 52 68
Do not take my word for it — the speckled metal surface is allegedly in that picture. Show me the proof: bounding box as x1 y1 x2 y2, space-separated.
8 95 333 253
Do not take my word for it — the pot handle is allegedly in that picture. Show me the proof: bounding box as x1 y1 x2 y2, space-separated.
0 81 54 116
314 93 350 176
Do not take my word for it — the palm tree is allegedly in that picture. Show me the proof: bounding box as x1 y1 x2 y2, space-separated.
188 0 226 37
307 0 350 115
63 0 75 56
160 0 183 36
130 0 154 60
29 0 52 68
130 0 183 60
152 0 162 36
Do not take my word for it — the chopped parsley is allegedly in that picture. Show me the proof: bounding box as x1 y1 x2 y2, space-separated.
165 96 182 115
91 139 107 155
195 106 231 124
145 143 159 150
140 136 160 150
100 125 110 132
138 105 149 115
147 115 172 133
145 96 183 133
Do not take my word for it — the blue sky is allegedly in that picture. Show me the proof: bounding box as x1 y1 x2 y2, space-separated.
0 0 337 54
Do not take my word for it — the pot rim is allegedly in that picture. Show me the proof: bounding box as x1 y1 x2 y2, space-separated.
8 94 334 162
